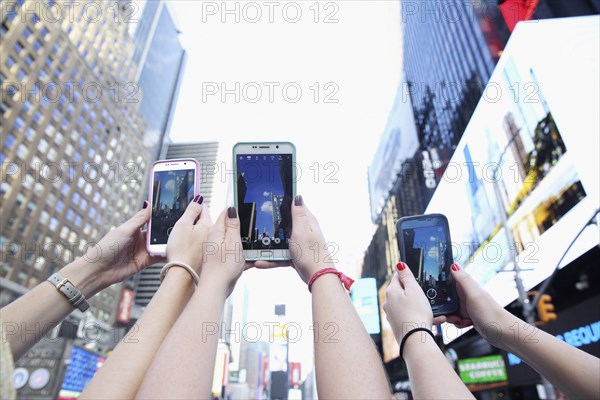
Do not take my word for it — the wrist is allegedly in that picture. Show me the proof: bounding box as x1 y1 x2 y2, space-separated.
296 262 335 284
401 328 437 362
195 277 229 302
394 321 433 343
58 258 105 298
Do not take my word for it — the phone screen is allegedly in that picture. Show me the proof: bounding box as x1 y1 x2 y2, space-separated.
402 219 455 309
236 154 293 250
150 169 195 245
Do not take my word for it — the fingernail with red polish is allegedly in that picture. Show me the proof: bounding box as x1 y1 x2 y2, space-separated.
396 262 406 271
451 264 460 272
193 195 204 204
227 207 237 219
142 200 148 209
294 195 303 206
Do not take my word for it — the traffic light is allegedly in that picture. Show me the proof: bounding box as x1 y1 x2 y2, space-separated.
537 294 557 324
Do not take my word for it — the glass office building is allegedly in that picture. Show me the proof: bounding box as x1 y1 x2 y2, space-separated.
133 1 186 160
401 0 503 149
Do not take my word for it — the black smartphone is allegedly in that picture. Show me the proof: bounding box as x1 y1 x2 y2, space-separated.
396 214 459 316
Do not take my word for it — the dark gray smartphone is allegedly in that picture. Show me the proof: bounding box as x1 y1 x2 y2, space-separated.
396 214 459 316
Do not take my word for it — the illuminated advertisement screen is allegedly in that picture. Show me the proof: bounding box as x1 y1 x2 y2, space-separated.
424 16 599 342
351 278 381 335
59 347 104 398
458 355 508 385
368 78 419 222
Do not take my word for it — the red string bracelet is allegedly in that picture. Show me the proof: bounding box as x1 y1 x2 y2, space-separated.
307 268 355 293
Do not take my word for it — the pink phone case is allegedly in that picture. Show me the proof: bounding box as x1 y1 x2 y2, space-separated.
146 158 201 256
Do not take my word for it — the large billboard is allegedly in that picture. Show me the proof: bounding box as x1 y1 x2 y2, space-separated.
368 78 420 222
424 16 599 341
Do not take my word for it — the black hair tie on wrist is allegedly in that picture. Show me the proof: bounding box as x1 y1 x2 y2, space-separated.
400 327 436 362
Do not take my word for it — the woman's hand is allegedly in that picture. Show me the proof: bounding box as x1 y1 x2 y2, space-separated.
166 196 211 271
435 264 509 340
68 201 163 292
245 195 334 284
384 262 434 343
287 195 335 283
198 207 245 295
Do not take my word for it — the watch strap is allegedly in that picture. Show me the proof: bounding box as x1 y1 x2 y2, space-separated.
47 273 90 312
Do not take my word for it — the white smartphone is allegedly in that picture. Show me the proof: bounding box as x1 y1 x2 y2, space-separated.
146 159 201 256
233 142 296 261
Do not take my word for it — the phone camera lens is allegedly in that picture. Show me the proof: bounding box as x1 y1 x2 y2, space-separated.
276 145 279 149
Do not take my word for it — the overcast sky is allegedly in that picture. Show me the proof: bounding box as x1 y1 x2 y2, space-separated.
166 0 404 375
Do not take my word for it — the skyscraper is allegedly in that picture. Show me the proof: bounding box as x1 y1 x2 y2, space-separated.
1 0 154 324
132 1 186 160
402 0 502 149
133 141 219 307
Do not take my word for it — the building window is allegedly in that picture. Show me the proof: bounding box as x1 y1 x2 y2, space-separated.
0 182 11 198
15 193 26 208
40 210 50 224
25 54 34 66
66 208 75 221
40 27 49 38
24 127 35 141
38 138 49 153
65 143 74 157
14 41 24 53
47 148 57 162
23 27 33 38
55 199 64 213
61 183 69 196
32 110 43 124
33 39 42 52
3 134 16 149
50 132 62 146
6 56 16 68
16 144 29 160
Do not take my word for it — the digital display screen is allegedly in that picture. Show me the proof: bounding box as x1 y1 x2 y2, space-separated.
60 347 104 394
402 221 454 307
150 169 195 245
236 154 293 250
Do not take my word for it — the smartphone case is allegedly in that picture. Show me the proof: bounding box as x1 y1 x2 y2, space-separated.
232 142 296 261
146 158 201 257
395 213 459 316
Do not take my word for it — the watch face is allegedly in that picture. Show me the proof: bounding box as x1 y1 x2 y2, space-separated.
12 368 29 389
29 368 50 390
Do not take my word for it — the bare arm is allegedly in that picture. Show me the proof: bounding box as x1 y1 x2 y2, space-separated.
384 263 473 399
79 268 195 399
1 204 160 360
311 274 392 399
447 265 600 399
136 207 244 399
81 199 209 399
289 196 392 399
135 280 228 399
494 310 599 398
1 258 102 360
